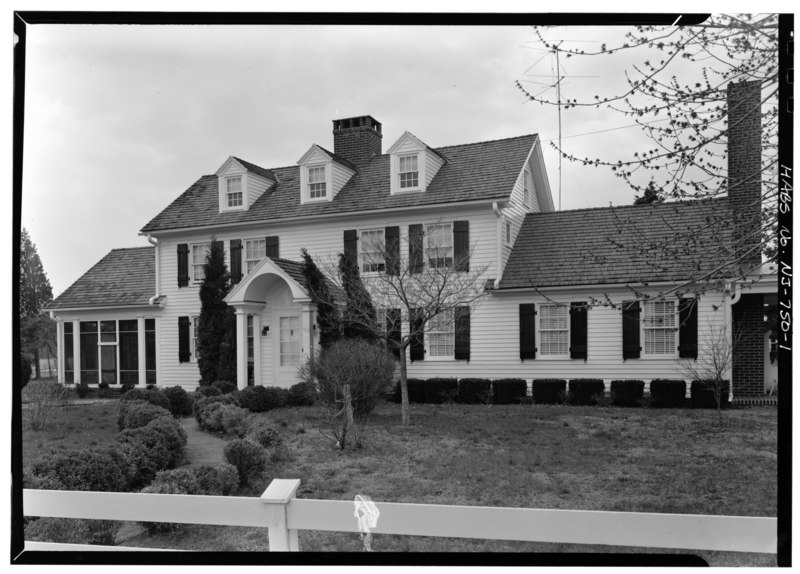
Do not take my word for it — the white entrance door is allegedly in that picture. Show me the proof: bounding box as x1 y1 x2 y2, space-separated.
274 314 302 388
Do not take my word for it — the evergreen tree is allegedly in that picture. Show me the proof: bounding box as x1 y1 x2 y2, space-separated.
338 253 377 342
301 248 342 349
197 239 235 384
19 228 54 379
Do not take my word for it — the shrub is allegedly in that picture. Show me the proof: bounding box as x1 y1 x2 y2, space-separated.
457 378 492 404
287 381 318 406
193 393 239 422
532 379 566 404
138 480 192 534
98 380 110 391
115 417 187 487
235 385 271 413
27 446 134 492
224 439 269 486
691 380 731 409
198 402 249 435
406 378 427 403
26 517 120 546
162 386 194 417
196 385 222 398
649 379 687 408
610 380 645 407
20 353 33 387
263 386 289 410
568 379 605 406
492 379 528 405
244 417 283 448
117 400 171 430
24 380 69 431
76 382 90 398
194 463 240 496
423 378 458 404
150 467 199 493
120 383 135 395
119 388 171 412
212 380 238 394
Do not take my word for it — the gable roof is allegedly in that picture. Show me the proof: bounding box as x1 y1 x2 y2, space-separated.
231 156 277 181
499 199 735 289
140 134 537 234
47 247 155 310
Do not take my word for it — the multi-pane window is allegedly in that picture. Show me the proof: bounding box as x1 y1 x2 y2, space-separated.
245 239 267 274
399 154 419 189
76 319 145 385
226 176 243 207
505 220 512 245
63 322 74 383
308 166 327 199
145 319 157 384
118 320 139 385
360 229 385 273
427 309 454 358
192 243 210 283
539 304 569 356
79 322 99 384
279 316 301 367
191 316 200 361
523 169 533 207
643 300 676 355
425 223 453 269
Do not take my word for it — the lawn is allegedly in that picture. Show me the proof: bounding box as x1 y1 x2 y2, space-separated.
21 400 778 565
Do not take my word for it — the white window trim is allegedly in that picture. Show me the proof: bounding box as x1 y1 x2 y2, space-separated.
359 228 386 275
307 165 328 200
537 304 570 359
504 218 513 247
243 237 267 276
522 168 533 208
302 163 331 203
191 243 211 284
424 222 454 270
390 151 427 195
398 153 421 191
190 316 200 363
641 300 679 358
425 309 455 361
225 175 244 209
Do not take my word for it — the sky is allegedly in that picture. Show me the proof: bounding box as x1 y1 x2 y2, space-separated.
20 16 725 297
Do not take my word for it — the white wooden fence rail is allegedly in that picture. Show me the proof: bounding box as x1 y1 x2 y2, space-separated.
23 480 777 554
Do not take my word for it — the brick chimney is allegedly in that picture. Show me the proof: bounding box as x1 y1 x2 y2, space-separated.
333 115 382 165
726 80 762 270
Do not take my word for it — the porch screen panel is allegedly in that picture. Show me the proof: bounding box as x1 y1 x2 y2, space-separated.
79 321 99 384
118 320 139 385
100 346 117 384
63 323 74 383
145 319 157 384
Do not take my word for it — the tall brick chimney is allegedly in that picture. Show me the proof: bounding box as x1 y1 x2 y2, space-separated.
333 115 382 165
726 80 762 270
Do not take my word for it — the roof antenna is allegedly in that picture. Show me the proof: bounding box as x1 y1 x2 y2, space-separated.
555 42 563 211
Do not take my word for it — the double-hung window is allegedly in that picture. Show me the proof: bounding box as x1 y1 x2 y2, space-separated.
643 300 676 355
191 316 200 361
308 166 327 199
425 223 453 269
399 154 419 189
427 309 454 358
539 304 569 356
226 176 243 207
244 239 267 274
360 229 385 273
191 243 210 283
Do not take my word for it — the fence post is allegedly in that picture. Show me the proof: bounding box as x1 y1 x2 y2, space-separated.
261 479 301 551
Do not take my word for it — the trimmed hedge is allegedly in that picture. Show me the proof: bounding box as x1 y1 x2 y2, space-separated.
235 385 289 413
224 439 269 486
610 380 645 407
423 378 458 404
193 393 239 423
690 380 730 409
650 379 687 408
117 400 171 430
195 385 222 398
532 379 566 404
162 386 194 417
26 517 120 546
197 402 249 435
244 417 283 448
406 379 426 403
194 463 239 496
119 388 171 412
457 378 492 404
287 381 318 406
568 379 605 406
115 416 187 487
212 380 238 394
492 379 528 405
27 446 134 492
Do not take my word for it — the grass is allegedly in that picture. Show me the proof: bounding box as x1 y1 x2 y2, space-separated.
21 400 777 565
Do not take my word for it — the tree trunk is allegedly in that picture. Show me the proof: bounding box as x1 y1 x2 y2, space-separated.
342 383 357 448
33 348 41 380
399 345 410 426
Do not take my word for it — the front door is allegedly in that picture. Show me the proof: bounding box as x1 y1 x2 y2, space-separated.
274 313 302 388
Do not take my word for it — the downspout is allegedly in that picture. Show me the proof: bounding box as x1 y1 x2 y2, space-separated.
147 235 160 305
492 202 502 289
725 282 742 401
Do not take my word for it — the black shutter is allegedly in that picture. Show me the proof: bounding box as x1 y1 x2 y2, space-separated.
678 298 698 359
519 303 537 360
385 226 400 276
408 224 424 274
265 236 279 259
177 244 189 287
569 302 588 360
453 220 470 272
178 316 191 363
454 306 471 361
622 301 641 360
409 308 425 361
387 308 401 358
230 239 242 284
343 229 358 268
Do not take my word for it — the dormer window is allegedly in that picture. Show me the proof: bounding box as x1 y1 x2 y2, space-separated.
523 169 533 207
308 166 327 199
226 176 243 208
399 154 419 189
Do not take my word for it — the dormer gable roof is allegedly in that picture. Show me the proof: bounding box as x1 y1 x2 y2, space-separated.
297 144 358 172
215 156 277 182
386 131 447 163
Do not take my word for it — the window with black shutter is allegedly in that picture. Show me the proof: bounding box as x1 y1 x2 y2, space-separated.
178 316 191 363
454 306 471 361
569 302 588 360
409 308 425 361
385 226 400 275
177 244 189 287
453 221 470 272
622 301 641 360
678 298 698 359
230 239 242 284
265 236 279 259
343 229 358 267
408 224 423 274
519 303 537 360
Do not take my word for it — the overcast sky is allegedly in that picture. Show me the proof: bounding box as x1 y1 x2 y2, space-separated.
22 21 697 296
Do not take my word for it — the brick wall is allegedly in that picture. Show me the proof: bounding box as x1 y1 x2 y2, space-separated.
333 116 382 165
732 293 765 396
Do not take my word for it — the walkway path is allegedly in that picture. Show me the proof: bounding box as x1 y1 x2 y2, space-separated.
179 417 228 467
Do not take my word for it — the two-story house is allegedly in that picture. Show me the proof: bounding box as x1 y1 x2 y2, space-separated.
46 81 777 399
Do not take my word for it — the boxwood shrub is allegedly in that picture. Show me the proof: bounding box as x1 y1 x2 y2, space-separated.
287 381 318 406
610 380 645 407
117 400 171 430
162 386 194 417
492 379 528 404
119 388 171 412
194 463 240 496
212 380 238 394
195 385 222 398
690 380 730 409
198 402 249 435
423 378 458 404
405 378 427 403
26 517 120 546
193 393 239 423
115 416 187 487
244 417 283 448
568 379 605 406
457 378 492 404
27 446 134 492
649 379 687 408
236 385 287 413
532 379 566 404
224 439 269 486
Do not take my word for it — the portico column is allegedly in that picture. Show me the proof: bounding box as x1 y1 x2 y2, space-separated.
73 319 81 384
300 303 315 364
56 320 64 384
137 316 147 387
252 312 262 386
235 309 248 390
